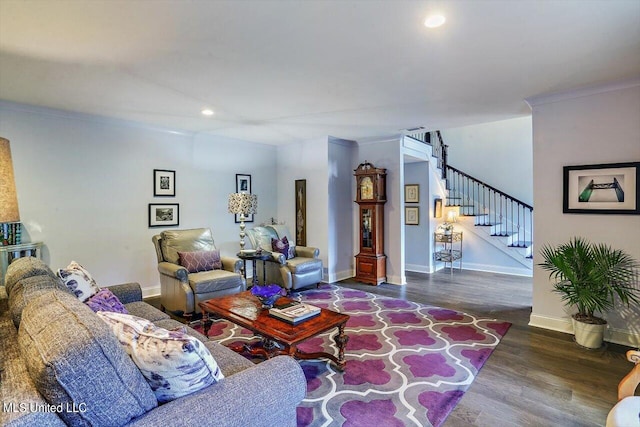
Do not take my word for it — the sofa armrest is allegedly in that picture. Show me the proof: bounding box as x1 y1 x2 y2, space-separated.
220 256 243 274
105 282 143 304
295 246 320 259
128 356 306 427
158 261 188 281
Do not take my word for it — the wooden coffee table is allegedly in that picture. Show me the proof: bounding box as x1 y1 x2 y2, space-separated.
198 291 349 371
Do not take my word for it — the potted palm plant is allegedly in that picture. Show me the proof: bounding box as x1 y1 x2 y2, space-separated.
539 237 639 349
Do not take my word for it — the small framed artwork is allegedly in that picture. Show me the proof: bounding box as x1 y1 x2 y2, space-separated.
149 204 179 227
236 174 251 193
295 179 307 246
405 184 419 203
235 174 253 223
563 162 639 215
405 206 419 225
434 198 443 218
154 169 175 197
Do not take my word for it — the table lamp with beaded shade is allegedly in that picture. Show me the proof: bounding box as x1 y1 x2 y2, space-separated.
0 137 20 224
228 193 257 250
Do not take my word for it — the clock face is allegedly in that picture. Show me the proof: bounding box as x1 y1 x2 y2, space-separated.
360 177 374 200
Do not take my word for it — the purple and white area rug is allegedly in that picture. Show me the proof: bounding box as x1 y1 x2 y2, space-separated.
205 284 511 427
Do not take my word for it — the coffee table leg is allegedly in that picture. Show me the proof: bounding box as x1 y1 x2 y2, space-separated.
201 311 211 338
334 323 349 371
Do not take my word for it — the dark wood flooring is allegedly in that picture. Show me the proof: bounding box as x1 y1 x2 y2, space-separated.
338 270 633 427
147 269 633 426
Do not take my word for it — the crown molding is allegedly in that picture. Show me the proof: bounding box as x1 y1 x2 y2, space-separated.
525 77 640 108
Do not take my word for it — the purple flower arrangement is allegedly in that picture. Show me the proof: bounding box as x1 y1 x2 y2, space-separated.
251 284 285 308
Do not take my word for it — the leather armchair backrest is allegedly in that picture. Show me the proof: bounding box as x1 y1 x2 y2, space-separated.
246 226 277 251
267 225 293 244
157 228 216 265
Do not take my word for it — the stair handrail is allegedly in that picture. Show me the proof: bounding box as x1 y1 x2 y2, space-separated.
446 165 533 211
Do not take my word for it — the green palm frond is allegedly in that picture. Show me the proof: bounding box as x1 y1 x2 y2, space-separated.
538 237 639 319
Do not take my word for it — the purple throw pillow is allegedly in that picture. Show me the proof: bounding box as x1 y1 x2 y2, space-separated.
178 250 222 273
272 236 290 260
85 288 128 314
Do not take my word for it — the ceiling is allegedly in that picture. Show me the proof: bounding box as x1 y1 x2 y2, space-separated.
1 0 639 146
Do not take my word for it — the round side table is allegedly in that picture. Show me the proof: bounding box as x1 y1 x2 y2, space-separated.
237 251 272 288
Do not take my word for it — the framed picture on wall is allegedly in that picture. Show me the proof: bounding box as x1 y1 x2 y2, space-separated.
236 174 251 193
405 184 420 203
149 204 179 227
295 179 307 246
563 162 640 215
235 174 253 223
154 169 175 197
405 206 419 225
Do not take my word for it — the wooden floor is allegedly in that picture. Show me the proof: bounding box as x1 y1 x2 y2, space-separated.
338 270 633 427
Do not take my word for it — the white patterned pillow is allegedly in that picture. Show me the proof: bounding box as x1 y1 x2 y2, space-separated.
57 261 101 302
97 311 224 403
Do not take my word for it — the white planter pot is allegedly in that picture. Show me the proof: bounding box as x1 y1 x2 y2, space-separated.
572 318 606 349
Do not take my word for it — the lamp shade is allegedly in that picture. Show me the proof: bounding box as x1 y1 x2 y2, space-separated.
228 193 258 215
0 138 20 223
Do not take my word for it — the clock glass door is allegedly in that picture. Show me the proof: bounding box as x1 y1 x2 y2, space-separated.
362 208 372 248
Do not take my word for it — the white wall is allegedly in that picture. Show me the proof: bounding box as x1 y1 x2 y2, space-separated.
0 102 278 296
276 138 330 279
441 117 533 205
356 138 404 285
404 162 431 272
528 81 640 347
328 137 355 282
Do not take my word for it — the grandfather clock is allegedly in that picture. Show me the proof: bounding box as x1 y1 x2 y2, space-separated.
354 161 387 285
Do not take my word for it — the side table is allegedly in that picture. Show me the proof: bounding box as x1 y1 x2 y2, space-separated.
434 232 462 274
237 252 272 288
0 242 43 286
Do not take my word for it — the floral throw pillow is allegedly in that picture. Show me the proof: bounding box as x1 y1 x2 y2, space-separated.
57 261 101 302
178 250 222 273
97 311 224 403
85 289 128 314
272 236 291 259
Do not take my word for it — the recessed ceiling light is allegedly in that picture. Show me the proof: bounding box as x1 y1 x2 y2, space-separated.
201 108 214 116
424 14 446 28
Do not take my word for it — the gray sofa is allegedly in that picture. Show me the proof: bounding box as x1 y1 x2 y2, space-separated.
0 257 306 427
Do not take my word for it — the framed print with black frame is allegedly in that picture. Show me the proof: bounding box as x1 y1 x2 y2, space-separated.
235 174 254 223
405 206 419 225
563 162 639 215
405 184 419 203
154 169 175 197
149 204 179 227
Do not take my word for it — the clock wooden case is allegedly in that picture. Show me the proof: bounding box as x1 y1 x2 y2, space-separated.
354 161 387 285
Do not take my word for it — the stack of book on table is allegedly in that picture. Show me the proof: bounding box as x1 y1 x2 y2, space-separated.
269 302 321 324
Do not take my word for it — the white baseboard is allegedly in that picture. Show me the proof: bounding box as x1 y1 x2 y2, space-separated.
327 269 354 283
461 262 533 277
529 314 640 348
141 286 161 299
405 263 432 273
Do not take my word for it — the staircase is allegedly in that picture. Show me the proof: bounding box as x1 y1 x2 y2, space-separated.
407 130 533 269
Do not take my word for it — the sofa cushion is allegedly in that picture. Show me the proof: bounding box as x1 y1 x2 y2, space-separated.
57 261 101 302
4 256 59 295
125 301 171 322
97 312 224 403
85 288 128 314
178 250 222 273
161 228 216 265
286 257 323 274
8 275 72 328
18 290 157 426
188 269 243 294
